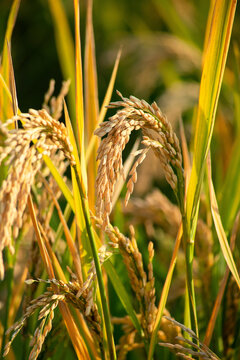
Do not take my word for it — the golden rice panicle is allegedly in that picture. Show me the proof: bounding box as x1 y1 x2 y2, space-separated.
95 91 183 227
4 277 103 358
159 316 220 360
0 110 75 279
4 289 64 358
145 241 157 335
105 224 147 306
19 109 75 166
42 278 102 344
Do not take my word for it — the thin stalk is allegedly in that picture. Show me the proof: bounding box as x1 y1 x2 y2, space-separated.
73 165 116 360
182 217 199 339
179 167 199 339
177 160 199 338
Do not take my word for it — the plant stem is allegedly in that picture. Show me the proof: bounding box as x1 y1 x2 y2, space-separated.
73 165 116 360
177 165 199 338
182 214 199 339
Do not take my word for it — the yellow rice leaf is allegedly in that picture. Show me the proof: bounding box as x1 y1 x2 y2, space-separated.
186 0 237 240
48 0 76 128
73 0 88 192
0 0 21 121
7 41 18 118
84 0 99 211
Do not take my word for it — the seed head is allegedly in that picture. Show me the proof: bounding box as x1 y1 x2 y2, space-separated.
95 91 183 227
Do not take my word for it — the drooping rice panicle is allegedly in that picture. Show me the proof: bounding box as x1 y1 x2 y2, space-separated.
4 277 103 359
0 109 75 279
158 316 220 360
95 91 183 227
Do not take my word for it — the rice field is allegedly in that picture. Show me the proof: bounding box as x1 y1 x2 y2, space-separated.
0 1 240 359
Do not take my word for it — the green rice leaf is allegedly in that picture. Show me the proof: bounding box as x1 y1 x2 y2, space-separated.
219 136 240 233
207 154 240 290
84 0 99 211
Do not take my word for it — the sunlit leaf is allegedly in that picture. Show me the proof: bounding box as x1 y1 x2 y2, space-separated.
84 0 99 211
0 0 21 121
186 0 237 239
48 0 76 129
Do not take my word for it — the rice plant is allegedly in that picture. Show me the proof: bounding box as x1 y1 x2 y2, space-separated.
0 0 240 359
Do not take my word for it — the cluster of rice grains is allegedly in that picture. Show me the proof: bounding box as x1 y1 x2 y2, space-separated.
4 277 102 360
0 107 75 279
99 220 182 359
95 91 184 227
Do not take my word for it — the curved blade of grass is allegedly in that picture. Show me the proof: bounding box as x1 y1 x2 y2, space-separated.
48 0 76 128
233 44 240 133
7 41 18 123
84 0 99 211
0 72 21 115
219 135 240 234
1 0 21 74
186 0 237 235
207 153 240 290
220 46 240 233
0 0 21 121
184 0 237 338
86 49 121 163
104 259 142 336
148 222 183 360
0 1 21 185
